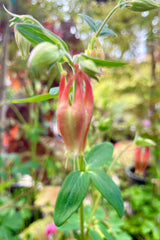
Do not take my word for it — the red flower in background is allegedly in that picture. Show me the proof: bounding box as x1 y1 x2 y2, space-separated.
134 146 150 174
8 71 22 93
3 124 19 147
57 64 93 154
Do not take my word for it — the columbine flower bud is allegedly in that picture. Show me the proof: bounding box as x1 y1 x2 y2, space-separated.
120 0 160 12
28 42 63 68
79 59 99 79
14 26 30 59
134 146 150 174
86 37 105 60
57 64 93 154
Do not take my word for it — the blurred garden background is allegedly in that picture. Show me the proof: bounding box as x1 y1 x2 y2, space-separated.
0 0 160 240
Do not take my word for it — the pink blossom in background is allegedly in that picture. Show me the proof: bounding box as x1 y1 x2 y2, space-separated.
45 223 57 239
142 119 151 128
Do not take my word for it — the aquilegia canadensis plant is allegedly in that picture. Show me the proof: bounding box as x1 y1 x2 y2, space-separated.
5 0 159 239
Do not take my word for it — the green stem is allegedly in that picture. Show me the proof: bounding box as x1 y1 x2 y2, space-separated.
10 104 27 124
95 4 120 38
78 155 85 239
57 62 63 74
31 103 39 160
86 193 101 235
80 203 84 240
79 154 85 171
107 141 133 175
65 52 74 67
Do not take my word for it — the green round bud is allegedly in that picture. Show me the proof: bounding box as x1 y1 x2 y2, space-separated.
28 42 63 68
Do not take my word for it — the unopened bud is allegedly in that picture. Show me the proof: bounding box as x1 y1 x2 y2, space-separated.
98 118 112 131
135 136 156 146
14 27 30 58
119 0 159 12
28 42 63 68
79 59 99 77
86 37 105 60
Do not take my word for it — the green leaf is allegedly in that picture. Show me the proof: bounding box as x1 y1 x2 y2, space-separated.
58 214 80 231
45 28 69 52
0 157 5 167
89 170 124 217
89 229 103 240
99 28 117 37
95 20 116 37
12 160 40 176
95 207 105 220
49 86 59 95
54 170 90 226
85 142 113 170
20 208 32 221
98 222 114 240
0 179 15 192
2 211 23 230
0 226 12 240
0 171 6 180
16 23 55 46
95 20 106 31
81 54 126 67
12 93 58 103
79 14 96 32
16 23 69 52
25 127 44 143
58 222 80 231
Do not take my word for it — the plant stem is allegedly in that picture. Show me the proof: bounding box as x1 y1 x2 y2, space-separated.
57 62 63 74
80 203 84 240
79 155 85 239
10 104 27 124
79 154 85 171
86 193 101 235
95 4 120 38
107 141 133 175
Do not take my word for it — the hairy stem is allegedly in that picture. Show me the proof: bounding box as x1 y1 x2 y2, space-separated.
96 4 120 38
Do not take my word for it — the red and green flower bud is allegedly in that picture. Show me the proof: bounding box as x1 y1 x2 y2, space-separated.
57 64 93 154
120 0 160 12
14 26 30 59
134 146 150 174
28 42 63 68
